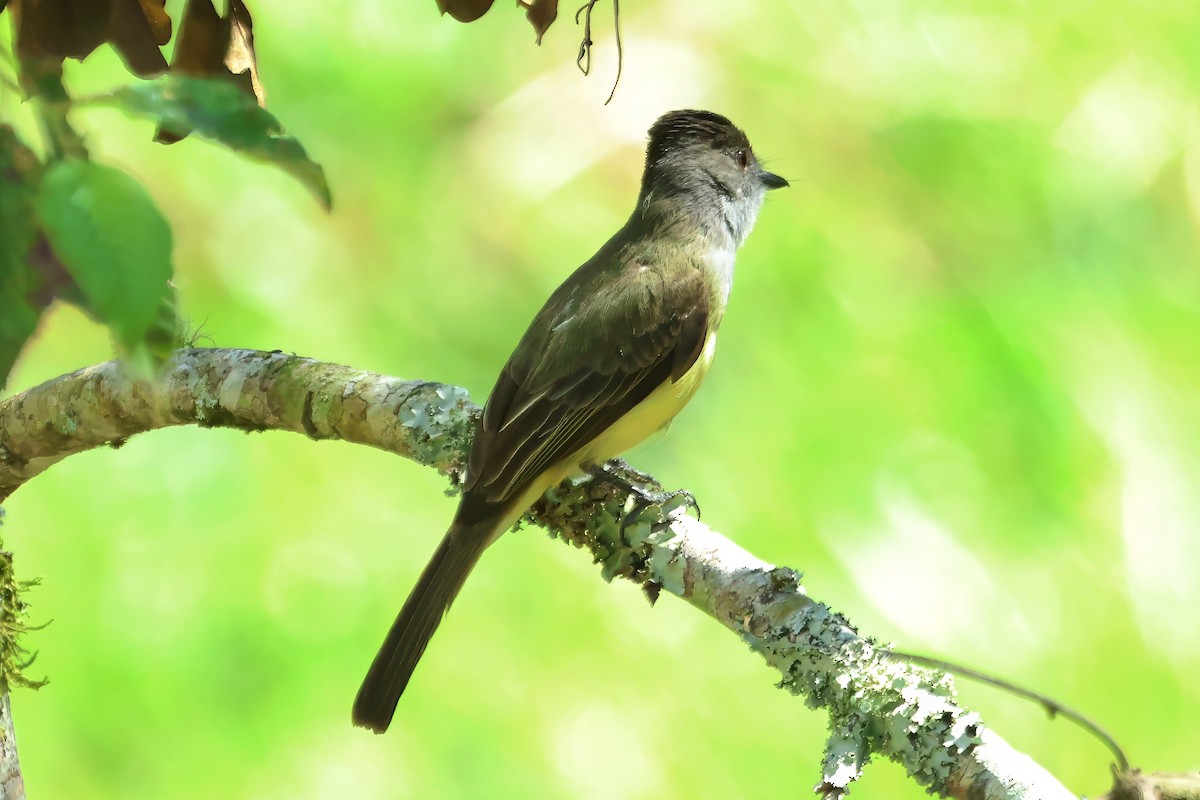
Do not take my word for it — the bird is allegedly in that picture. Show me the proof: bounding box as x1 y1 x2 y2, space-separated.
353 109 787 733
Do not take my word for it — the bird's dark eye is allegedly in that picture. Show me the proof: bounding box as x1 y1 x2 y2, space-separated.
734 148 749 169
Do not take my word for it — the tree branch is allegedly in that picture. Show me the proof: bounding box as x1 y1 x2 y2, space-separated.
0 348 1080 799
0 348 475 501
0 695 23 800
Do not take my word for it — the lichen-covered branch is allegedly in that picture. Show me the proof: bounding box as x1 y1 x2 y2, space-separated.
0 348 474 501
0 695 23 800
0 348 1079 799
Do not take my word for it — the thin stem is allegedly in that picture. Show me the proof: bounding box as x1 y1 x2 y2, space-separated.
604 0 622 105
575 0 598 76
575 0 624 103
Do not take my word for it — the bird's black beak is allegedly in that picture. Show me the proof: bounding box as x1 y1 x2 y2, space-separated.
759 170 789 190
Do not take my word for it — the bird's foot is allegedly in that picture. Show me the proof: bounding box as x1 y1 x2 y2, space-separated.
587 459 700 535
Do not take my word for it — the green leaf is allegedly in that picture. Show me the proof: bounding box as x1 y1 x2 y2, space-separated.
0 127 44 389
35 159 178 356
101 75 332 209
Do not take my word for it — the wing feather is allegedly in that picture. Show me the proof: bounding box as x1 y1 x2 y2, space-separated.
465 257 712 505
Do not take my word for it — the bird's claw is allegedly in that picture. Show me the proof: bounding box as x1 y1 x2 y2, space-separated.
602 458 659 490
587 460 700 536
623 487 700 535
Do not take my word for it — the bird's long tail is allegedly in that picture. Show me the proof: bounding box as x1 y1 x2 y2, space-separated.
352 515 498 733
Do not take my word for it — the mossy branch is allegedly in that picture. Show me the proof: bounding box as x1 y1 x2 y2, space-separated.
0 348 1088 798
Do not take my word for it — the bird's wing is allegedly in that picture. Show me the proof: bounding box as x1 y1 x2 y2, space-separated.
465 258 712 506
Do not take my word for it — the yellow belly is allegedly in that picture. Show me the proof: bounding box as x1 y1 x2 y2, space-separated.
575 330 717 466
481 332 718 543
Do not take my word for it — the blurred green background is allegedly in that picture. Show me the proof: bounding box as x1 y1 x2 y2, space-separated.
3 0 1200 797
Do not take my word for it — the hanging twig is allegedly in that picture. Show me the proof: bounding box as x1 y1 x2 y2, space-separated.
575 0 624 104
606 0 622 105
575 0 598 75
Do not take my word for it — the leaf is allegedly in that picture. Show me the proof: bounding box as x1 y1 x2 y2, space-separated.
105 0 168 76
19 0 169 75
521 0 558 44
167 0 226 78
138 0 171 45
34 159 177 354
434 0 561 39
438 0 495 23
225 0 263 104
156 0 227 144
28 0 114 59
0 128 43 388
158 0 263 144
103 76 331 209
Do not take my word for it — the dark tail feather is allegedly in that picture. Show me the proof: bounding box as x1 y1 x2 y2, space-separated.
352 518 494 733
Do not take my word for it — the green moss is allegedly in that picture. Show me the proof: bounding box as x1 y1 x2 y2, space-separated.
0 508 46 694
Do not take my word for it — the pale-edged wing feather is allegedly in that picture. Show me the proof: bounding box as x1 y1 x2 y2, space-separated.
465 255 711 507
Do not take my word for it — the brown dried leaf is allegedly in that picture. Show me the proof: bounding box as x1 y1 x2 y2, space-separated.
437 0 495 24
138 0 171 46
11 0 67 94
29 0 114 59
521 0 558 44
169 0 225 77
10 0 171 76
106 0 168 76
225 0 264 105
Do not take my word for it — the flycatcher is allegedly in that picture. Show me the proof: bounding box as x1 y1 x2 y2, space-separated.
353 109 787 733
